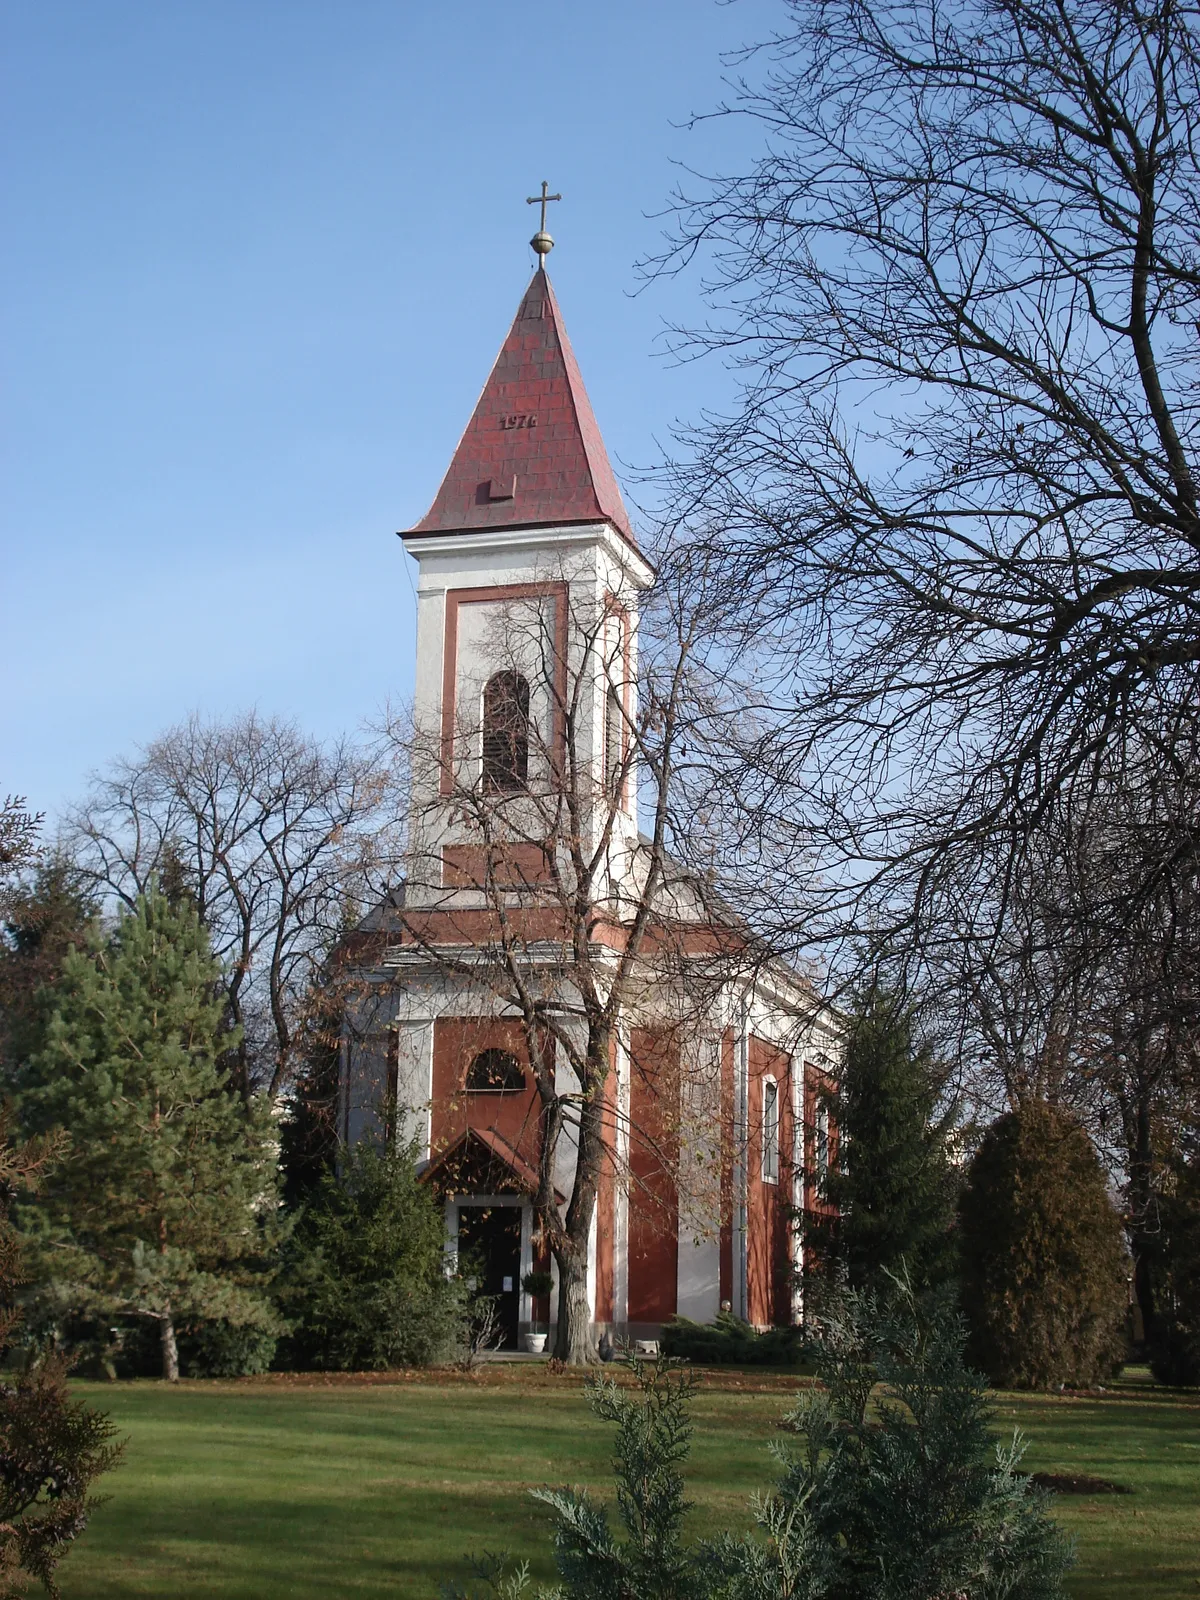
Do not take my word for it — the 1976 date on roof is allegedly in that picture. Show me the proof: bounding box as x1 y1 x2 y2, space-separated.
498 413 538 429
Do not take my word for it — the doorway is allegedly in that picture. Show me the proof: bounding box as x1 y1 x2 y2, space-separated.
457 1204 522 1350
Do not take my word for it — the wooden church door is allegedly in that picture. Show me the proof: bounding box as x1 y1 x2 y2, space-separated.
457 1204 522 1349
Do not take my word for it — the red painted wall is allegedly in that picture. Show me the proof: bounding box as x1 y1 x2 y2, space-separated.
430 1017 546 1173
746 1035 796 1328
626 1029 679 1323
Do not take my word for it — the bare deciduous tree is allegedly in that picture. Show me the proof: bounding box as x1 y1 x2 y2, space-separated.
650 0 1200 974
68 713 401 1099
917 734 1200 1341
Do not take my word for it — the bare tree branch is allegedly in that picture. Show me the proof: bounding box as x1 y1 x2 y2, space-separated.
644 0 1200 976
67 713 403 1099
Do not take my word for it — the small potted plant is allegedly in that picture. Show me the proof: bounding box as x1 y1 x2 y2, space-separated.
522 1269 554 1353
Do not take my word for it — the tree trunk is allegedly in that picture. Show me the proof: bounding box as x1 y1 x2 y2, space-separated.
551 1078 605 1365
160 1313 179 1382
553 1232 597 1365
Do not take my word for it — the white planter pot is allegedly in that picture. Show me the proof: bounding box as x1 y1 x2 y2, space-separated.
524 1332 548 1354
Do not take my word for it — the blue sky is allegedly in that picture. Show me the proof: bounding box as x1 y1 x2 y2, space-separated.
3 0 776 823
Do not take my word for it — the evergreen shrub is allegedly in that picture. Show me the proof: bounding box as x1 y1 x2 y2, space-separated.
15 1300 161 1380
0 1112 123 1593
810 988 958 1295
277 1141 465 1370
449 1276 1072 1600
660 1310 809 1367
959 1101 1127 1390
180 1320 278 1378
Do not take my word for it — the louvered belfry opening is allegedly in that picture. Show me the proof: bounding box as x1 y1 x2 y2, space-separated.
482 670 530 792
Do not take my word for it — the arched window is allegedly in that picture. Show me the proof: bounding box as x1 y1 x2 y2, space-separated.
464 1047 526 1093
482 671 530 792
762 1077 780 1184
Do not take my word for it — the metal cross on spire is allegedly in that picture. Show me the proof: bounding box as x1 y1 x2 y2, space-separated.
526 180 562 261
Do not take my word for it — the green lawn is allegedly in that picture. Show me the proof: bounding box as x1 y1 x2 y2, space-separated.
61 1366 1198 1600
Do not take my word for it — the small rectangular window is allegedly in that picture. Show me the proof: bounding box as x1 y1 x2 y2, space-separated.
762 1078 779 1184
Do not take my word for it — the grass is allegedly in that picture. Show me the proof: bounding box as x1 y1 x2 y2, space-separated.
60 1365 1198 1600
994 1370 1200 1599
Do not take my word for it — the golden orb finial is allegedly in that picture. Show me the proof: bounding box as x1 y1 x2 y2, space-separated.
526 181 562 261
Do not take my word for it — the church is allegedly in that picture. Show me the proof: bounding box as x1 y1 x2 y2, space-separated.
339 204 839 1353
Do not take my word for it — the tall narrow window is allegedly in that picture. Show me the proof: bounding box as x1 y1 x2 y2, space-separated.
482 671 530 791
762 1078 779 1184
816 1102 830 1186
605 684 624 799
384 1030 399 1146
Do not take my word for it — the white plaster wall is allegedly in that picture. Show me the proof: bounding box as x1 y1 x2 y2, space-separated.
550 1035 582 1205
344 1062 377 1152
406 523 649 741
393 1018 433 1159
402 522 650 905
451 592 558 791
676 1028 723 1322
612 1027 631 1327
677 1236 721 1322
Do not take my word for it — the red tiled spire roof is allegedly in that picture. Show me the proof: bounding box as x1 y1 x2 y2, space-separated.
409 268 637 548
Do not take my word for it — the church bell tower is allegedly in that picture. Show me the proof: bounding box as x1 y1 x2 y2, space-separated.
339 209 834 1354
399 221 654 910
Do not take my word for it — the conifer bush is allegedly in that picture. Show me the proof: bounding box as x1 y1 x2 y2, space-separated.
179 1319 278 1378
660 1309 808 1367
276 1141 465 1370
0 1112 122 1597
958 1101 1127 1390
448 1277 1072 1600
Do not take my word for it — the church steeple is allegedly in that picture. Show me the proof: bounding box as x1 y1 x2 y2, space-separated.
408 267 638 549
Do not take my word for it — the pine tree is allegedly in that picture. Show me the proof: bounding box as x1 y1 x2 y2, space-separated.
959 1101 1127 1390
814 990 957 1294
23 886 282 1381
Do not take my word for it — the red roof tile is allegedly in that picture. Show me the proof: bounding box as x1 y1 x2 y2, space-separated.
409 268 638 548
